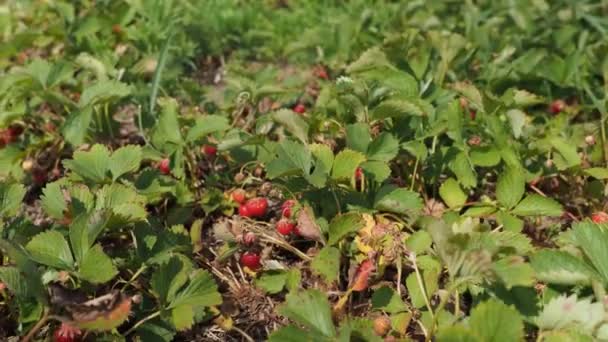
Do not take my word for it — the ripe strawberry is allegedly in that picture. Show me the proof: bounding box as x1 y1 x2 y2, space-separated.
315 66 329 80
591 212 608 224
112 24 122 34
238 204 252 217
240 252 261 270
276 219 295 235
232 189 247 204
245 197 268 218
355 167 363 181
7 124 23 139
281 199 296 218
550 99 566 114
53 323 82 342
470 109 476 120
293 103 306 114
32 169 46 185
158 158 170 175
202 144 217 157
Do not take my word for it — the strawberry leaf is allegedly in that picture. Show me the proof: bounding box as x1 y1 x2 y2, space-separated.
79 244 118 284
25 230 74 269
278 289 336 338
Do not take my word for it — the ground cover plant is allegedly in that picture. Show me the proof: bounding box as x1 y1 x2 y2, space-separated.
1 0 608 341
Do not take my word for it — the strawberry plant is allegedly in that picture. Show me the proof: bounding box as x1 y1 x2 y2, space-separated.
1 0 608 341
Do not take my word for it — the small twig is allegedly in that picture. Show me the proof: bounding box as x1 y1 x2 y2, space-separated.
22 307 50 342
232 326 255 342
124 311 161 336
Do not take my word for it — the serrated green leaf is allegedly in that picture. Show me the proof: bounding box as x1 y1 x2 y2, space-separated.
64 144 111 183
69 210 110 263
406 230 432 254
511 195 563 217
0 266 28 298
453 82 484 113
366 132 399 162
439 178 467 208
374 187 423 217
25 230 74 269
109 145 142 181
278 290 336 338
151 257 189 306
268 325 321 342
63 108 93 146
267 140 312 179
493 256 535 289
571 222 608 284
272 109 309 144
371 286 407 313
331 149 366 181
372 98 428 119
151 98 183 150
79 244 117 284
346 123 371 153
255 270 289 294
496 211 524 232
551 137 581 170
170 304 194 331
436 326 481 342
168 270 222 309
584 167 608 179
328 213 365 245
186 115 230 143
470 147 501 167
0 182 26 218
311 247 340 283
449 152 477 189
496 167 525 209
469 299 524 342
41 182 67 220
78 80 131 108
360 161 391 183
530 250 598 286
506 109 527 139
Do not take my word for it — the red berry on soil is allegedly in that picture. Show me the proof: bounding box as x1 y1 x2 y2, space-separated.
7 125 23 138
158 158 170 175
550 99 566 114
245 197 268 218
315 66 329 80
238 204 252 217
355 167 363 181
281 199 296 218
240 252 261 270
591 211 608 224
202 144 217 157
232 189 247 204
276 219 295 235
53 323 81 342
293 103 306 114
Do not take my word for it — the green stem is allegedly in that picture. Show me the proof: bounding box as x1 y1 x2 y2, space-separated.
124 311 161 336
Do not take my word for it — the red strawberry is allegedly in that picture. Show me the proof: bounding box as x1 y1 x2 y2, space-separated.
240 252 261 270
293 103 306 114
7 124 23 139
53 323 82 342
355 167 363 181
276 219 295 235
245 197 268 218
470 109 476 120
238 204 252 217
158 158 170 175
550 99 566 114
281 199 296 218
112 24 122 34
32 169 46 185
315 66 329 80
202 144 217 157
592 212 608 224
232 189 247 204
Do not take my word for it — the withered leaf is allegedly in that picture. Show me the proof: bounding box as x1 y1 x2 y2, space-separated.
296 205 323 242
